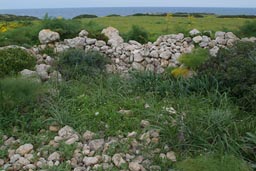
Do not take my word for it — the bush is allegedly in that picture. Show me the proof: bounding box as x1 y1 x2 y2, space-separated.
0 14 39 21
125 25 149 44
0 48 36 78
239 20 256 37
0 77 43 111
106 14 121 17
82 21 109 42
42 14 82 39
179 48 209 69
198 42 256 111
0 77 46 132
57 49 109 80
72 14 98 19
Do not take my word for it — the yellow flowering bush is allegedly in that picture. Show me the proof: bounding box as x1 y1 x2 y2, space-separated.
171 67 191 78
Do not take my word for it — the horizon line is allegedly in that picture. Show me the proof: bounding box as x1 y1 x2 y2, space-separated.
1 6 256 10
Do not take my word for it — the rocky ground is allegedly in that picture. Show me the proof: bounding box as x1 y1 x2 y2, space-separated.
0 120 177 171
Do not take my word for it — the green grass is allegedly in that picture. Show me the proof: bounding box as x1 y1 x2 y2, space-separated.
176 154 252 171
0 72 255 169
1 15 255 47
79 15 256 41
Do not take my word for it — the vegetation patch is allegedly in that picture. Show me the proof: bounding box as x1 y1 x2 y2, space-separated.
0 48 36 78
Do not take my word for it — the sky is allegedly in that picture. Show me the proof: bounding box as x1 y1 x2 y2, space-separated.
0 0 256 9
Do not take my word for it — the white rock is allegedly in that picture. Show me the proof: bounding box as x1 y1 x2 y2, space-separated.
48 152 60 161
35 64 51 81
83 130 95 141
20 69 37 78
129 162 142 171
83 157 99 166
17 157 30 166
192 35 203 43
132 62 145 71
102 27 124 47
23 164 36 170
140 120 150 128
225 32 238 40
166 151 177 162
89 139 105 151
189 29 201 37
210 46 219 57
112 154 126 168
159 51 172 59
215 37 227 45
150 50 159 58
10 154 21 163
64 37 85 48
58 125 77 139
39 29 60 44
0 159 4 166
79 30 89 37
133 51 144 62
215 31 226 38
16 144 33 156
86 38 97 45
95 40 106 47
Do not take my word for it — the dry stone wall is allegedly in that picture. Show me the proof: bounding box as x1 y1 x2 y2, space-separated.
12 27 256 82
37 27 256 75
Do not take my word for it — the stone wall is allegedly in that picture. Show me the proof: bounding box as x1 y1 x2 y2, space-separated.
36 27 256 75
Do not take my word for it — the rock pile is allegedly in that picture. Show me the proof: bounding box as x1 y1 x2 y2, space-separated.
0 121 177 171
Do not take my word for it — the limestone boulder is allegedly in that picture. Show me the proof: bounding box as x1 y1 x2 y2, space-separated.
38 29 60 44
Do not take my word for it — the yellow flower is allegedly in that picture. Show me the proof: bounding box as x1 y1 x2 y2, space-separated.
171 67 190 78
0 26 7 32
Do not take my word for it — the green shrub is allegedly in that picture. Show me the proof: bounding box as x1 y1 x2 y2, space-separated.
0 14 39 21
42 14 82 39
179 48 209 69
0 77 43 111
83 21 108 42
198 42 256 111
57 49 109 80
125 25 149 44
0 48 36 78
176 154 251 171
72 14 98 19
0 77 46 132
106 14 121 17
239 20 256 37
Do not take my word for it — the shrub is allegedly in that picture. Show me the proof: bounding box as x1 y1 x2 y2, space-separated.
82 21 109 42
106 14 121 17
198 42 256 111
171 67 190 78
42 14 82 39
57 49 109 80
239 20 256 37
0 48 36 78
0 77 43 111
179 48 209 69
72 14 98 19
125 25 149 44
0 77 46 132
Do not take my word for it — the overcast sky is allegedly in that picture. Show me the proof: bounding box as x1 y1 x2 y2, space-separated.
1 0 256 9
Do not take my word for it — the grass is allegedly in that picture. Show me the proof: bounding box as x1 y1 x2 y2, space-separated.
79 15 256 41
1 72 255 169
0 15 255 46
